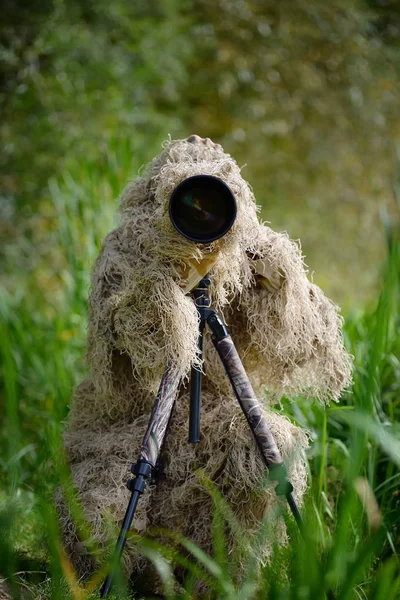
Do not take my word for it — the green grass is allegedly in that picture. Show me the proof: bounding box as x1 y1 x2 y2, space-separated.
0 147 399 599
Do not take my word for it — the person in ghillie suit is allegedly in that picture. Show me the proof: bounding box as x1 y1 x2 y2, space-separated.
59 135 352 592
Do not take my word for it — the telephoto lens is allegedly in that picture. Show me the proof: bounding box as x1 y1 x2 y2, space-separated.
169 175 237 243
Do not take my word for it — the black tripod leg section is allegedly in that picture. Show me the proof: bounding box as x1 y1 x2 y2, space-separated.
189 277 211 443
189 318 205 443
286 492 304 531
100 460 151 598
100 364 181 598
207 313 304 532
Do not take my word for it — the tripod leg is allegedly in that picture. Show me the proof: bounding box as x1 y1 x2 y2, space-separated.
207 312 304 531
100 364 181 597
189 276 211 443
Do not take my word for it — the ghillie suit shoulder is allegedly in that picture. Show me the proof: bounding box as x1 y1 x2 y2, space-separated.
225 224 353 402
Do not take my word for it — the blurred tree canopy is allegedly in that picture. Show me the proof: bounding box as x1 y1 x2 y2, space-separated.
0 0 193 203
1 0 400 304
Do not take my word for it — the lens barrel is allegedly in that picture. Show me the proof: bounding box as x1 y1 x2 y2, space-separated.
169 175 237 243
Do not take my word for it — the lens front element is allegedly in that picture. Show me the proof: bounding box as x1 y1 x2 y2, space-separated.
169 175 237 243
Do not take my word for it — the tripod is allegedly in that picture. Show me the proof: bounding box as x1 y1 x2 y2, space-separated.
100 277 303 597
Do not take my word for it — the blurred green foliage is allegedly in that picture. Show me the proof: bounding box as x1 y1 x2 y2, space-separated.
1 0 400 305
0 0 193 205
1 2 400 597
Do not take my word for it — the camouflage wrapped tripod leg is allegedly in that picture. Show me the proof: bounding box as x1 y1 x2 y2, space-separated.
101 364 181 597
209 312 301 515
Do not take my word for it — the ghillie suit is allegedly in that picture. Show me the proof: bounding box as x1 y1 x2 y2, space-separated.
59 136 352 591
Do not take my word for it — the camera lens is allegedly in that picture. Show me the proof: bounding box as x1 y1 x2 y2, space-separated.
169 175 237 243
